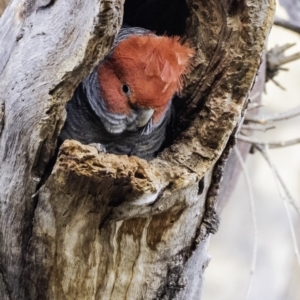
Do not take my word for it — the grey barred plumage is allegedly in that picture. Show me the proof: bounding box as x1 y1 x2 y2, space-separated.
60 27 194 160
60 78 171 160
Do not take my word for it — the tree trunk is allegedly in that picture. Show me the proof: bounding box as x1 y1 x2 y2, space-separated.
0 0 275 299
0 0 9 16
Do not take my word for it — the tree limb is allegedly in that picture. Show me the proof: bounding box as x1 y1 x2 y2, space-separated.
0 0 276 299
274 17 300 34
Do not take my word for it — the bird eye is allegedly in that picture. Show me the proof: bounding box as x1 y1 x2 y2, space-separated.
122 84 131 96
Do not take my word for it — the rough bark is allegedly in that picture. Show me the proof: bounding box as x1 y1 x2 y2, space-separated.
279 0 300 26
0 0 9 16
217 52 266 213
0 0 275 299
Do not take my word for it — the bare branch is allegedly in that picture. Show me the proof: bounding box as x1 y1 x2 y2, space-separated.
245 105 300 124
274 17 300 34
268 43 300 66
266 43 300 85
241 124 276 132
255 145 300 266
278 0 300 26
253 145 300 217
270 78 286 90
234 147 258 300
238 135 300 149
247 103 265 111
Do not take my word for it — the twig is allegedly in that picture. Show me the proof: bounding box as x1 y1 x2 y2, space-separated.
245 105 300 125
267 43 300 67
247 103 265 111
259 147 300 217
278 67 289 71
270 78 286 90
255 145 300 266
271 43 296 53
238 135 300 149
255 146 300 217
241 124 275 132
274 17 300 35
238 134 300 216
266 43 300 87
277 53 300 65
234 147 258 300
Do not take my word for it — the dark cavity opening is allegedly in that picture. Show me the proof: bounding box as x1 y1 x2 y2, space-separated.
198 178 205 195
123 0 189 36
124 0 192 152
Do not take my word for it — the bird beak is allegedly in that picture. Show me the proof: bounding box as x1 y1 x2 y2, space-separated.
136 108 154 128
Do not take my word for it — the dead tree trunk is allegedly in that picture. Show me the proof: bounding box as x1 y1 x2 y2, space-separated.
0 0 9 16
0 0 275 299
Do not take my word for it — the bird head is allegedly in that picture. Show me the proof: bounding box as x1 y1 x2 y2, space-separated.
97 34 194 134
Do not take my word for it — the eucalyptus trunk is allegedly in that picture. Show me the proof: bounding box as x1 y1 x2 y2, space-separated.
0 0 275 299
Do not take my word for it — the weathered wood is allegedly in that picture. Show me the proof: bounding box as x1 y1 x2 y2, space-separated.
218 52 267 212
26 141 207 299
0 0 275 299
0 0 9 16
0 0 123 299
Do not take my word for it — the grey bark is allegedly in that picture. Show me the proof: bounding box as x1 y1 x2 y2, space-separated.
218 53 267 213
0 0 275 299
0 0 9 16
279 0 300 26
275 0 300 33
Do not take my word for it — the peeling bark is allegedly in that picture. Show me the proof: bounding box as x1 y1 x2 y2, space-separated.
0 0 9 16
0 0 275 299
0 0 123 298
